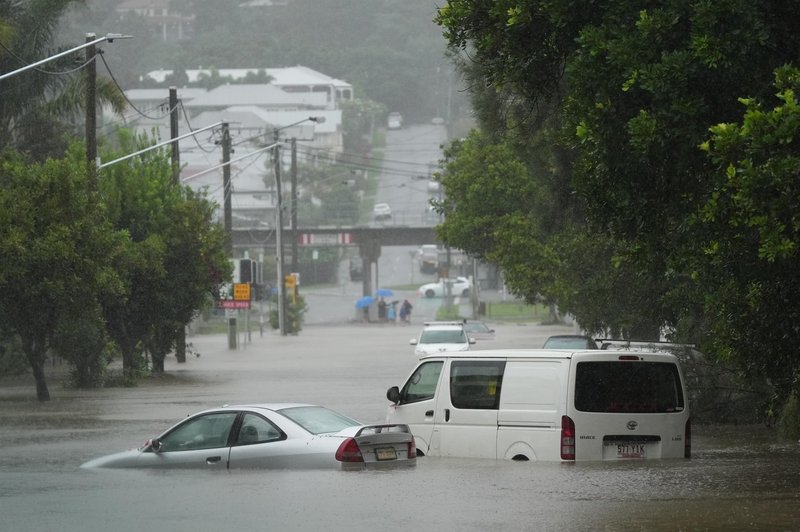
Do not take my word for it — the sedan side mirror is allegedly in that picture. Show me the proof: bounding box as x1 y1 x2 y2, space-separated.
409 338 418 345
150 438 162 453
386 386 401 404
469 337 476 344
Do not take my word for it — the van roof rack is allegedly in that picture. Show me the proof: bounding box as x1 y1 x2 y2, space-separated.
597 339 696 349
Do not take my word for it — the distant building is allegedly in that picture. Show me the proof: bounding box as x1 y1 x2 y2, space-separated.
115 0 194 41
110 75 345 230
143 66 353 110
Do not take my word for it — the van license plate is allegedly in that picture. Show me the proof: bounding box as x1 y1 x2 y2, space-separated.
613 442 646 459
375 447 397 461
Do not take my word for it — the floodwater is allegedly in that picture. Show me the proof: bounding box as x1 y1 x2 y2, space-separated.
2 323 799 532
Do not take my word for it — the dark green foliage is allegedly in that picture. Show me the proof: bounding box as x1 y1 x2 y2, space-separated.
435 1 800 415
269 294 308 335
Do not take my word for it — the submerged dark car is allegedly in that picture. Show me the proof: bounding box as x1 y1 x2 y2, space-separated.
543 334 599 349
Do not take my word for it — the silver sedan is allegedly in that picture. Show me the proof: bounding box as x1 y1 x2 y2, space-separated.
81 403 416 470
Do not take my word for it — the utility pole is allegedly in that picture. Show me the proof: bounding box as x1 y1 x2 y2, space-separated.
221 122 236 349
85 33 97 190
221 122 232 255
169 87 180 181
290 137 298 274
274 130 287 336
169 86 187 363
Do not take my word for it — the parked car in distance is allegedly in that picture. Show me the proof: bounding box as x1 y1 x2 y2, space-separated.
462 320 495 341
410 321 475 356
418 276 472 298
543 334 598 349
373 202 392 221
349 256 363 282
387 112 403 130
81 403 416 470
417 244 439 274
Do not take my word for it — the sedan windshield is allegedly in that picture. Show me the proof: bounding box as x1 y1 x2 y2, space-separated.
420 330 466 344
278 406 360 435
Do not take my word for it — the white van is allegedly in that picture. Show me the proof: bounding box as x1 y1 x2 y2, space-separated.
385 349 690 461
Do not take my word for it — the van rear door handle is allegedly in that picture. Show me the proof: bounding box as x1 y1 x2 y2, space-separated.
445 409 450 422
425 410 434 417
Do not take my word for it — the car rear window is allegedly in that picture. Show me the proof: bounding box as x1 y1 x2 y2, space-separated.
278 406 360 435
574 361 685 413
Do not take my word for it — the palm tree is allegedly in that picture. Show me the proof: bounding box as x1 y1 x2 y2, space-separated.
0 0 125 160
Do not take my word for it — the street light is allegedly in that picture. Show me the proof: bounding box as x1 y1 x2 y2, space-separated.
0 33 132 82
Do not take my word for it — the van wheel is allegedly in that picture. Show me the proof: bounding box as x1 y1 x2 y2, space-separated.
462 289 470 297
425 289 435 298
416 449 425 457
511 455 529 461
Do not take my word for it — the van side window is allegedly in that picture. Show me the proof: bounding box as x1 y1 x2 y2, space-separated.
400 361 443 404
450 360 506 410
574 361 685 413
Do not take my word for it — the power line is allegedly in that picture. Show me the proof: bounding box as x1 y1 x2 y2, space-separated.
98 52 173 121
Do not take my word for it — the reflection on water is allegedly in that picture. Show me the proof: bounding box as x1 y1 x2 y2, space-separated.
2 422 799 531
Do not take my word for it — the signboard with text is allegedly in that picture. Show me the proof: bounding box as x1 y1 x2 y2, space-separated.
216 300 251 309
233 283 251 301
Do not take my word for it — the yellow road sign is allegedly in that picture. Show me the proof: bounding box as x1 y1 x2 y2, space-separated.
233 283 251 301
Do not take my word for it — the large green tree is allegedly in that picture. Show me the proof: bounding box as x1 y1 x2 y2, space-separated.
697 66 800 409
98 132 229 375
0 147 127 400
435 2 800 406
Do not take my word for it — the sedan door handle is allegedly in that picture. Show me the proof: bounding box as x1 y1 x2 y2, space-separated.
425 410 434 417
206 456 222 464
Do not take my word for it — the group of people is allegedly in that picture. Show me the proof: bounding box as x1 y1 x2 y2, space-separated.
377 298 413 324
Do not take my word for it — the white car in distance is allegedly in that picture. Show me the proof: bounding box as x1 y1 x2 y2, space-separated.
418 276 472 298
410 321 475 356
373 202 392 221
387 112 403 130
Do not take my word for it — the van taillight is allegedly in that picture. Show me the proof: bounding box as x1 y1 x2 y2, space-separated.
561 415 575 460
618 355 640 361
335 438 364 463
685 419 691 458
408 437 417 459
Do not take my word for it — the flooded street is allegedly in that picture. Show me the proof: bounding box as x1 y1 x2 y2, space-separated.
2 323 800 531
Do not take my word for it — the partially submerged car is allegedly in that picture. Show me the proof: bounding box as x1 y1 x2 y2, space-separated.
81 403 416 470
410 321 475 356
462 320 495 341
543 334 598 349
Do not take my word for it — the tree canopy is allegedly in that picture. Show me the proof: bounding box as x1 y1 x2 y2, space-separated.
435 1 800 411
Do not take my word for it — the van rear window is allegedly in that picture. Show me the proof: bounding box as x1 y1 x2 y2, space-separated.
574 361 684 413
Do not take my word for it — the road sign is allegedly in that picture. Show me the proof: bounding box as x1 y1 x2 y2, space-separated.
284 275 296 288
233 283 251 301
216 300 250 309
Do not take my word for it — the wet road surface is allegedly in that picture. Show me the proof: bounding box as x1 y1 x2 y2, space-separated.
2 323 800 531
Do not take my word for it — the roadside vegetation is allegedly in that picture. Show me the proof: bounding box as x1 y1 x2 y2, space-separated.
433 2 800 433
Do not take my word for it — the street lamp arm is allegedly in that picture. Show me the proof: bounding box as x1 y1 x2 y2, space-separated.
182 142 278 182
99 121 224 169
0 33 132 82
